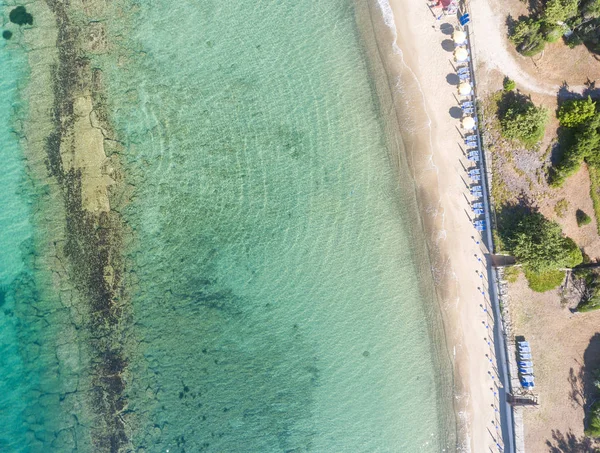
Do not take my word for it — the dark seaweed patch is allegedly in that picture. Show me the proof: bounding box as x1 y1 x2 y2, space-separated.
9 6 33 26
2 30 13 40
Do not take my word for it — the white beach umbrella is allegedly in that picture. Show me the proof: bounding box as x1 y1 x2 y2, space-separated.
453 30 467 45
458 82 472 96
462 116 476 130
454 47 469 62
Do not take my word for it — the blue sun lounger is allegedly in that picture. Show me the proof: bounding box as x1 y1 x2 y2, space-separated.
519 346 531 353
457 67 470 75
521 375 535 388
462 107 475 114
518 341 530 348
468 151 480 162
469 168 480 176
519 353 532 360
462 100 474 108
473 202 483 209
473 208 484 215
519 360 533 368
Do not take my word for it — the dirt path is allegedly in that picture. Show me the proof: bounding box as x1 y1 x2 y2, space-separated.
467 0 587 96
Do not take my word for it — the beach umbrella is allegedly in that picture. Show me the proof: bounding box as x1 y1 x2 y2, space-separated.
458 82 471 95
454 47 469 62
462 116 476 130
453 30 467 44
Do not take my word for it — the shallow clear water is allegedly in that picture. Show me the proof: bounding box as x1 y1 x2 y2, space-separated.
1 0 454 451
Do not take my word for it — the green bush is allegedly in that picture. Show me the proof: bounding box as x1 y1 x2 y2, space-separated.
542 23 565 43
585 400 600 436
501 211 583 272
555 198 569 217
509 18 546 56
503 77 516 92
543 0 578 23
577 294 600 311
501 104 548 146
558 97 597 128
504 266 520 283
577 209 593 226
524 268 566 292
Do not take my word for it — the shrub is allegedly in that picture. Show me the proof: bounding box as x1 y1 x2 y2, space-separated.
577 293 600 311
555 198 570 217
504 266 520 283
524 268 566 292
501 104 548 146
503 77 516 92
585 400 600 436
558 97 597 128
577 209 593 226
510 18 546 56
543 0 578 23
542 23 565 43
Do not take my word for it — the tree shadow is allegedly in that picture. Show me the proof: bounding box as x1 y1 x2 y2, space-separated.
496 89 533 122
495 200 536 239
545 429 596 452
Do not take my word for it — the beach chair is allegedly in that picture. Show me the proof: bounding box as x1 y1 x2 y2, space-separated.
458 72 470 81
469 168 480 175
457 67 470 76
475 223 486 231
519 346 531 354
462 107 475 114
467 152 480 162
473 208 484 215
473 202 483 209
462 100 474 108
519 360 533 368
519 353 532 360
518 341 530 348
470 174 481 182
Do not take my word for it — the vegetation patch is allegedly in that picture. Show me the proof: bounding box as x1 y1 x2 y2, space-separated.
586 400 600 437
574 269 600 312
504 265 520 283
2 30 12 40
9 6 33 26
497 90 547 147
550 99 600 188
508 0 600 56
523 268 566 292
555 198 569 218
498 207 582 291
577 209 593 226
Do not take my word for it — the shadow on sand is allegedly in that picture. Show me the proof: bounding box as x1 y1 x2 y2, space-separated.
545 429 596 452
548 333 600 451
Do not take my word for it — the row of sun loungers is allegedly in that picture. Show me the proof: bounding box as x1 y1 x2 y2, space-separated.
517 341 535 388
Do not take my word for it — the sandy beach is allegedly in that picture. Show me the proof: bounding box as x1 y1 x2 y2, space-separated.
363 0 506 450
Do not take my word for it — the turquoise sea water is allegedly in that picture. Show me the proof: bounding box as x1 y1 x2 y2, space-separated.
1 0 454 451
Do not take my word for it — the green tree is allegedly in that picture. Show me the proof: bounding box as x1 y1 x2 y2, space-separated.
501 104 548 146
509 18 546 55
581 0 600 19
502 211 583 272
503 77 516 91
558 97 597 128
543 0 579 23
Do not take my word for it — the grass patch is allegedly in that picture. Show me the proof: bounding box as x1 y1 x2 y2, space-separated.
589 166 600 234
524 268 565 292
554 198 569 218
504 266 520 283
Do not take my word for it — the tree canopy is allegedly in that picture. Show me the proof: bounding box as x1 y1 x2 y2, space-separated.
500 103 548 146
502 211 583 272
558 97 597 128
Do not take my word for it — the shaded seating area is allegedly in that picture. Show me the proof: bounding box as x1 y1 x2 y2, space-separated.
517 340 535 388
